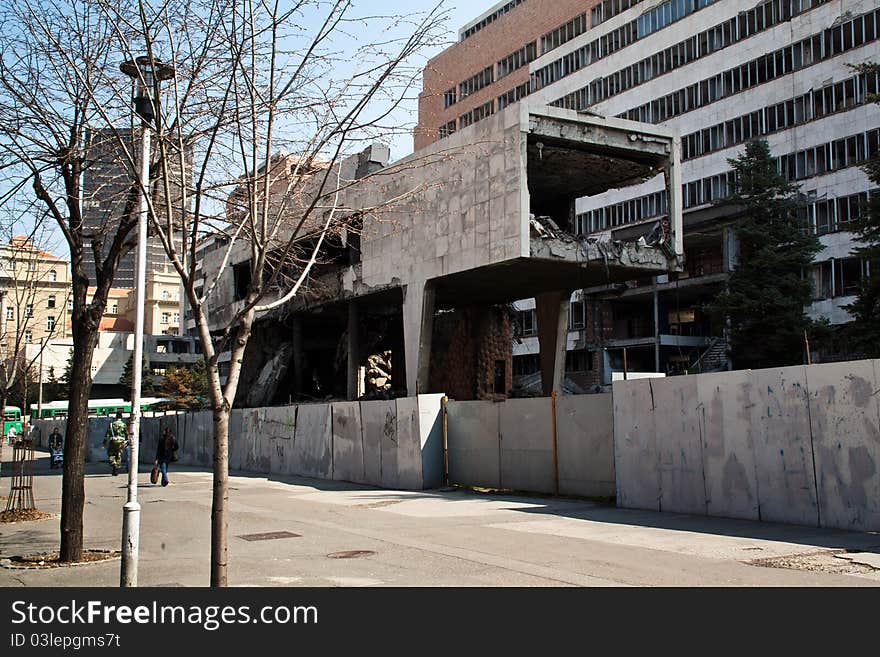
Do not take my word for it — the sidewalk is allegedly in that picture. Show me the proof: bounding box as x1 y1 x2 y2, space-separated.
1 448 879 587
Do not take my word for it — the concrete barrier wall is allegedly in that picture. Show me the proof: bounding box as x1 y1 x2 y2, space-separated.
447 394 615 497
49 396 445 491
613 360 880 532
556 394 615 498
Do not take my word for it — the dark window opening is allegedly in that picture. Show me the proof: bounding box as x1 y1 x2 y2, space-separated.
494 360 507 395
566 350 594 373
233 261 252 301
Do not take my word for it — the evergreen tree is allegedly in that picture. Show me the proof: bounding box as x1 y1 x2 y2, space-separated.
119 354 154 400
56 350 73 401
844 63 880 357
708 139 822 370
44 366 61 402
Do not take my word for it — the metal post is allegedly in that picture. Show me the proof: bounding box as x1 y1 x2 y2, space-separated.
121 123 150 587
551 391 559 496
37 338 44 420
441 395 449 487
623 348 629 381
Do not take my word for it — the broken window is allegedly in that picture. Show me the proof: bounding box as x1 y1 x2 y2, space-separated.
569 301 586 330
834 257 864 297
565 350 594 373
811 261 832 300
233 261 252 301
513 354 540 376
519 309 537 337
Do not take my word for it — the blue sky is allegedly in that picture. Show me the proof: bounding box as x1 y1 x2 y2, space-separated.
314 0 488 159
2 0 489 255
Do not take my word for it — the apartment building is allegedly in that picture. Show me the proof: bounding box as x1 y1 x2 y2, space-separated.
93 270 182 337
0 237 72 347
419 0 879 384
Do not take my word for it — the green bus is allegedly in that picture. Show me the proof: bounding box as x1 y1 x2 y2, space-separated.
3 406 23 438
30 398 170 422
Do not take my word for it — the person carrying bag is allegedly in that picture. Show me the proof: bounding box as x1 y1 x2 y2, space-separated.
154 426 179 487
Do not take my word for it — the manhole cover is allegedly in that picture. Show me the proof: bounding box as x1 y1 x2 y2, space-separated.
327 550 376 560
238 531 301 542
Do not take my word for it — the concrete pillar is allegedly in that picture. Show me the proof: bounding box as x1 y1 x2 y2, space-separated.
722 226 740 273
347 302 360 401
654 290 661 373
292 315 304 399
666 137 685 259
535 291 571 396
391 314 407 394
402 281 435 397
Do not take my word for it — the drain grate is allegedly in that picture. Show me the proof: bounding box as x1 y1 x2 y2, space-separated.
327 550 376 560
238 531 301 542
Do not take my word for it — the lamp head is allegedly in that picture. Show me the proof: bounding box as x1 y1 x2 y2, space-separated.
120 56 176 125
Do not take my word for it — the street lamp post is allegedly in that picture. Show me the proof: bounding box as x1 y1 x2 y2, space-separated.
119 55 175 588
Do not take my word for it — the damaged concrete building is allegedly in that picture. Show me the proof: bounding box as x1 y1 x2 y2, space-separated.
198 106 684 406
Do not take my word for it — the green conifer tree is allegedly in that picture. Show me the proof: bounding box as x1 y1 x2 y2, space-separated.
708 139 822 369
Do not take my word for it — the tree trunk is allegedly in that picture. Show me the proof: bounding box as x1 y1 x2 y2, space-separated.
210 405 230 587
59 322 97 563
0 391 6 480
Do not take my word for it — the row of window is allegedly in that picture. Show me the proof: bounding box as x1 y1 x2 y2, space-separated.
458 101 495 130
685 129 878 209
448 10 590 113
590 0 645 28
812 257 873 300
518 300 588 339
806 191 875 236
576 124 878 235
637 0 718 39
682 71 879 161
497 81 532 111
555 0 845 113
534 0 734 92
513 350 595 376
575 191 669 235
615 6 880 125
557 0 823 111
6 312 58 331
460 0 527 41
459 66 494 101
5 295 65 320
540 13 588 54
497 41 538 80
777 130 880 183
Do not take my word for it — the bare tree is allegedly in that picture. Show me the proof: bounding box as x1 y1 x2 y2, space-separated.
0 1 147 561
110 0 450 585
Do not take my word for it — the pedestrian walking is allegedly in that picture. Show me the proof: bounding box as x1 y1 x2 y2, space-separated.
154 426 179 487
48 426 64 469
103 411 129 476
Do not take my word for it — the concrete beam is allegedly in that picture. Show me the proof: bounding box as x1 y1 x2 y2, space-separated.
666 136 685 258
535 290 571 396
347 302 360 401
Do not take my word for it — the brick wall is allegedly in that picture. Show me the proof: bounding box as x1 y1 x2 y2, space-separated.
430 307 514 400
415 0 594 151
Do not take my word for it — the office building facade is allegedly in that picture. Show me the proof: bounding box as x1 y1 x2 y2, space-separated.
418 0 879 384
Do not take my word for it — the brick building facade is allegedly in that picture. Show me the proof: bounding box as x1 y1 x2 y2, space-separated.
415 0 591 150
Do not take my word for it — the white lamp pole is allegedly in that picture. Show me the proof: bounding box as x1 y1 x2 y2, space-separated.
119 55 175 588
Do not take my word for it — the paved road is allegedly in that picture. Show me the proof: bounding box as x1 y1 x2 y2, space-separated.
1 451 879 587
